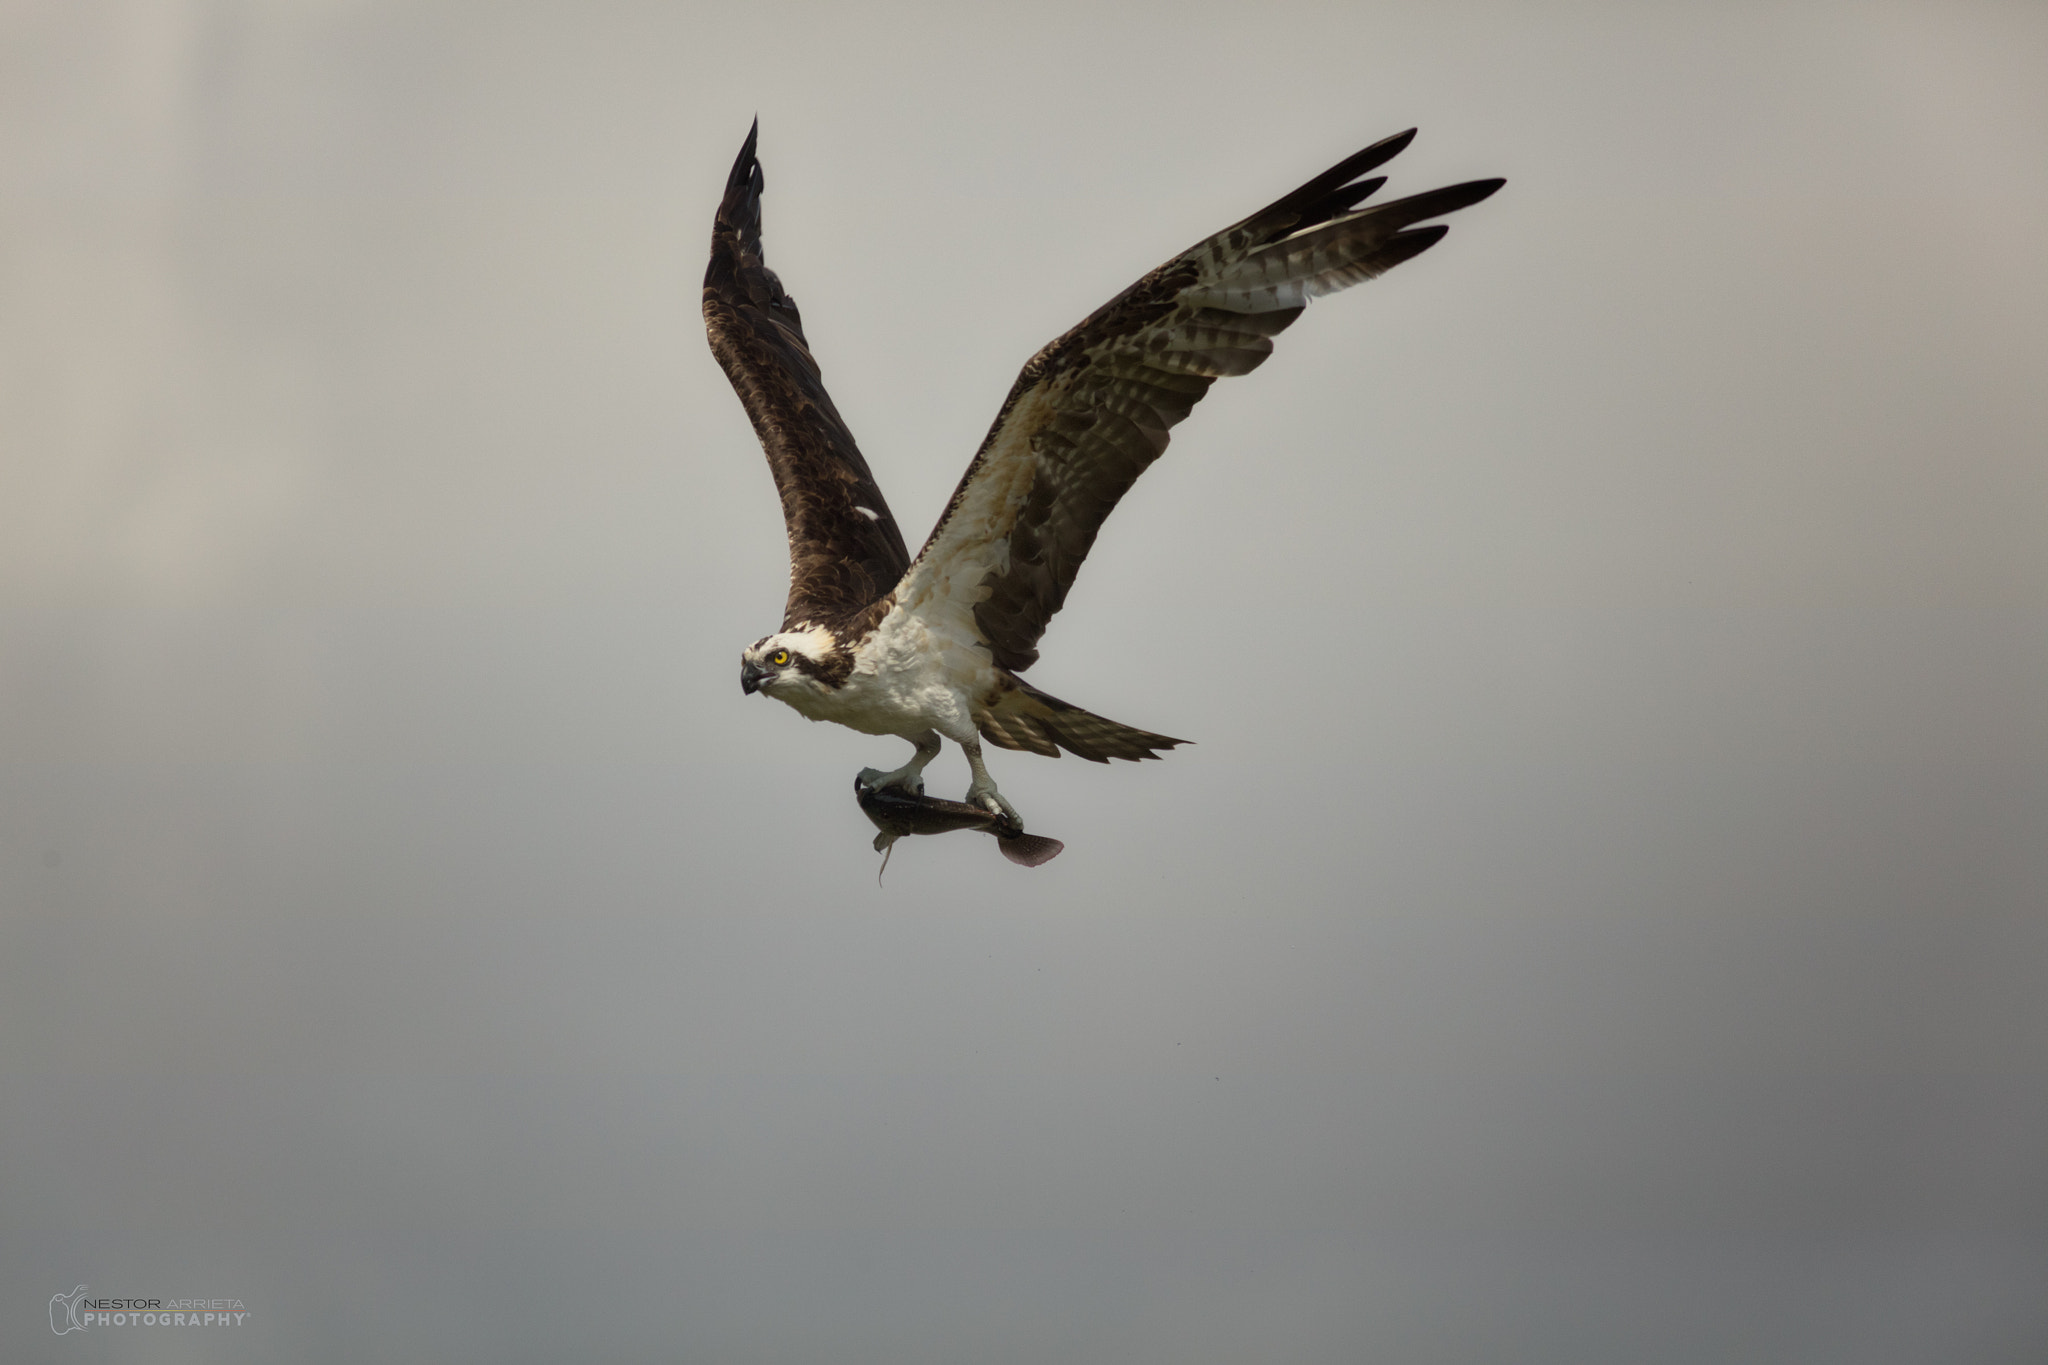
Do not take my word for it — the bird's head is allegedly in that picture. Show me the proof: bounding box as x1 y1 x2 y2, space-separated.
740 627 839 698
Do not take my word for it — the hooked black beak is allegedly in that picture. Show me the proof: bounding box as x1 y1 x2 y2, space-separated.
741 660 770 695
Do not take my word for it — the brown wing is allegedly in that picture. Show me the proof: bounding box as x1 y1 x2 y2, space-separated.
893 129 1503 671
704 122 911 631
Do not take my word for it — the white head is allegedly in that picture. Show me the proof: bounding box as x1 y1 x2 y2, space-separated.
739 626 842 700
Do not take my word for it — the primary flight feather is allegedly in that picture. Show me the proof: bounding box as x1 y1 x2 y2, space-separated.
705 121 1501 830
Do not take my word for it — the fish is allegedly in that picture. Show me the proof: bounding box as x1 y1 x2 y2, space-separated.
854 774 1065 880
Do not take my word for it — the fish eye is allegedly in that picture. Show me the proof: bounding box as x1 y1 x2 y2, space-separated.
770 650 790 666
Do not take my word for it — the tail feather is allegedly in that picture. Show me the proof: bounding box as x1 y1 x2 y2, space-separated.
977 676 1186 763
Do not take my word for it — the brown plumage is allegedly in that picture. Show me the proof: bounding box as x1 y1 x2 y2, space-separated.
703 121 910 634
975 674 1181 762
901 127 1505 672
710 123 1501 824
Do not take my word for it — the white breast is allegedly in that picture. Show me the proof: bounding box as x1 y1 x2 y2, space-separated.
772 610 994 746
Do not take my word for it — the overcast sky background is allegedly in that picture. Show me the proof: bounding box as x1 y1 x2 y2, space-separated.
4 2 2045 1361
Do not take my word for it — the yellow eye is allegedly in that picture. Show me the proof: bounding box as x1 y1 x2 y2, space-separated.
770 650 790 666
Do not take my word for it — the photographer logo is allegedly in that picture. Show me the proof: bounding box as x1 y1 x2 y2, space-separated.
49 1285 249 1334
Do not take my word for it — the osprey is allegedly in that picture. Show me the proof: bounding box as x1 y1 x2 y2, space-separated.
706 123 1500 830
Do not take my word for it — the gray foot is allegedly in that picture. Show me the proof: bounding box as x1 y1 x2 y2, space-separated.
859 731 940 796
965 779 1022 831
858 765 925 795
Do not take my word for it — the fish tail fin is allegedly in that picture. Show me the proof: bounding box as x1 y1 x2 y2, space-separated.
999 832 1065 866
975 675 1188 763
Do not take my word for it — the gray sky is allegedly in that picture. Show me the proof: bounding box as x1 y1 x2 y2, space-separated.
4 1 2045 1361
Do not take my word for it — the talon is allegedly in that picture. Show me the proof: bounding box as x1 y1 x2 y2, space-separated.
858 765 924 795
967 786 1022 831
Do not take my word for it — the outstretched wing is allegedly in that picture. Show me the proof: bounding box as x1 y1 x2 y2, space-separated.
704 122 912 631
894 129 1503 671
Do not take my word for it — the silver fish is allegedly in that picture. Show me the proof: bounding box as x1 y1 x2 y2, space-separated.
854 775 1064 880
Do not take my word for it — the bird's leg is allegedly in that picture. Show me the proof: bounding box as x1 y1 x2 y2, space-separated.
961 736 1023 830
858 730 941 795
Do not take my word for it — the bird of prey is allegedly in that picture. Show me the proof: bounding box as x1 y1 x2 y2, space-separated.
706 122 1500 831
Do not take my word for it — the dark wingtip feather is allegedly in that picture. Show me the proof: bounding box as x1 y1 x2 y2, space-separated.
1463 176 1507 205
726 118 761 194
1411 177 1506 218
1247 128 1424 243
716 118 765 246
1382 222 1451 266
1361 177 1506 235
1332 175 1387 214
1301 221 1451 287
1319 128 1417 189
